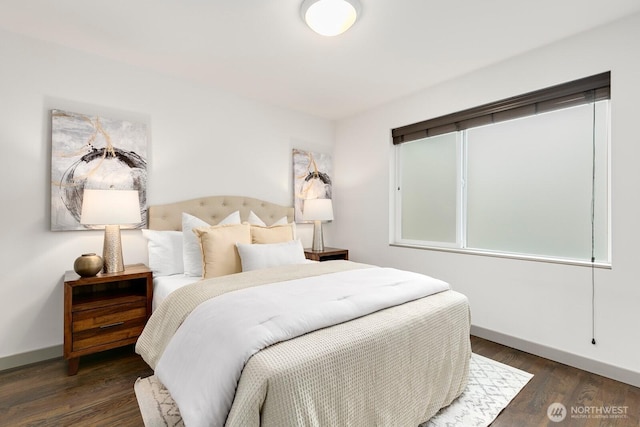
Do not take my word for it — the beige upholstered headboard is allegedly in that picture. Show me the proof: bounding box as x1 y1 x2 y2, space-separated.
148 195 294 231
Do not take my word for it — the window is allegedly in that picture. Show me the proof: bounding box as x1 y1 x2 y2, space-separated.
392 73 610 265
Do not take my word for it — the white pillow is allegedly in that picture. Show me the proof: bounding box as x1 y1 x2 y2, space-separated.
247 211 266 226
182 211 241 276
219 210 241 225
247 210 289 226
236 239 307 272
141 229 184 277
271 216 289 226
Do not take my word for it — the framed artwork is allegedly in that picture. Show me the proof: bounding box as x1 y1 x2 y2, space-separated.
50 109 148 231
292 148 332 222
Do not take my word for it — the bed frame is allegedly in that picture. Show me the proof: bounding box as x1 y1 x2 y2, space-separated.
148 195 294 230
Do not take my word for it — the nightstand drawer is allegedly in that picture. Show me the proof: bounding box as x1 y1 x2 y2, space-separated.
72 300 147 332
72 316 147 352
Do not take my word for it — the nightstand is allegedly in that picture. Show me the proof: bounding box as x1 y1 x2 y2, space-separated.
63 263 152 375
304 247 349 262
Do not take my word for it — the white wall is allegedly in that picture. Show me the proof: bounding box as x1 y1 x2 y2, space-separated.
332 13 640 386
0 30 333 363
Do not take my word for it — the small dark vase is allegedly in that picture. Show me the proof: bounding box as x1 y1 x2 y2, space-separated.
74 253 103 277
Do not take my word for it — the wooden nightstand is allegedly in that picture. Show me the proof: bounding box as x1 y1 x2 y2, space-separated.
304 247 349 262
63 263 152 375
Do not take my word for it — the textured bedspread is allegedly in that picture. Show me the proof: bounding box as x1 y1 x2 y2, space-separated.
136 261 471 427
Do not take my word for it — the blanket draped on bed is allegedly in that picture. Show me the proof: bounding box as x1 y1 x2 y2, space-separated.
136 261 371 370
155 266 450 427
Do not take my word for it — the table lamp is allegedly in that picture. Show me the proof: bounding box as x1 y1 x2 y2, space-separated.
302 198 333 252
80 189 141 273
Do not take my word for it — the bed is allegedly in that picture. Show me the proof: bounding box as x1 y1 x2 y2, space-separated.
135 195 471 427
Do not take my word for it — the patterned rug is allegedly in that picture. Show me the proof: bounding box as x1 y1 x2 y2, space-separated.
420 353 533 426
135 353 532 427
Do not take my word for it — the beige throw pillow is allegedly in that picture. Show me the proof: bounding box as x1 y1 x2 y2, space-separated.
194 223 251 278
250 223 295 244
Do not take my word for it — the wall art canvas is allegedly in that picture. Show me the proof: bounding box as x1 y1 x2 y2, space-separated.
50 109 148 231
292 148 332 222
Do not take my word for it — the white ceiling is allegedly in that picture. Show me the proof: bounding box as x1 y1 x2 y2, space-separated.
1 1 639 120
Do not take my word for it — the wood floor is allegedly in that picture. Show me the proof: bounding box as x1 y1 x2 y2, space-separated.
0 336 637 426
471 337 639 427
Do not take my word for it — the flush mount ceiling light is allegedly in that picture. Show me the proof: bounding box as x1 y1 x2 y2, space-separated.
301 0 362 37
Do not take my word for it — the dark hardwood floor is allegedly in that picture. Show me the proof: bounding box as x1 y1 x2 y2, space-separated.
0 337 637 426
0 345 152 426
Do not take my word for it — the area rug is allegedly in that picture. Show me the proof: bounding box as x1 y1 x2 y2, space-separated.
135 353 532 427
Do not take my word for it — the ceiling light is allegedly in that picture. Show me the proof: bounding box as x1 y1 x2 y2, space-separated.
301 0 362 37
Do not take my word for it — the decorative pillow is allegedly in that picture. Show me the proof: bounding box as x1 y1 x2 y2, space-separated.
236 239 306 272
193 223 251 278
141 229 184 277
250 223 296 244
182 211 241 277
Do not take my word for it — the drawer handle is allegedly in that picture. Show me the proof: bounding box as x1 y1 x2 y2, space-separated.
99 321 125 329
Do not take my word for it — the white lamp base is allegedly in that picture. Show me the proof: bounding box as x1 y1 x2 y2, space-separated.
102 225 125 273
311 220 325 252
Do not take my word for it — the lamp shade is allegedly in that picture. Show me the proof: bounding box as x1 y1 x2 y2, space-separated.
80 189 141 225
302 198 334 221
301 0 361 36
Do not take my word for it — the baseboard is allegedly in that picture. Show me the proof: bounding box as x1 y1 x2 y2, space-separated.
471 325 640 388
0 345 62 372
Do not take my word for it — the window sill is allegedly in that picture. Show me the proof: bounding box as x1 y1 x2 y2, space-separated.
389 243 611 269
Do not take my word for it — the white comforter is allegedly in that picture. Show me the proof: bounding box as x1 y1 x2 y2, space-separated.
154 267 450 427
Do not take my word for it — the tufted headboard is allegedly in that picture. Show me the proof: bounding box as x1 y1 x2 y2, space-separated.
148 195 294 231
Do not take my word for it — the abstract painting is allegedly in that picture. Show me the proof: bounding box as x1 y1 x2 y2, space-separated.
292 148 332 222
51 109 148 231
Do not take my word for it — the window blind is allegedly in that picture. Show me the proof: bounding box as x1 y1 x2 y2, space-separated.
392 72 610 145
